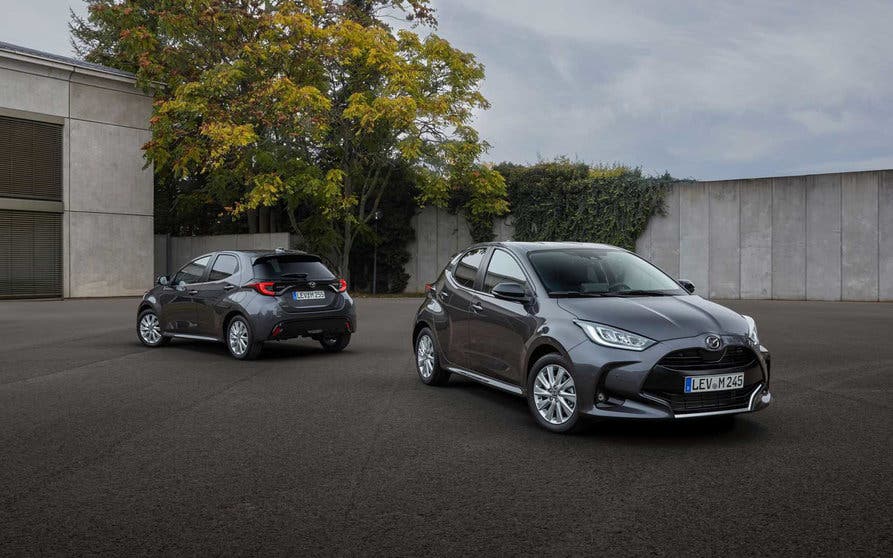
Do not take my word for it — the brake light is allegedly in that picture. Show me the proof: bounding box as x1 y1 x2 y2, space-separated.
336 278 348 293
249 281 276 296
425 283 434 293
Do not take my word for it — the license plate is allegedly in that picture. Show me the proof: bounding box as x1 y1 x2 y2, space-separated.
293 290 325 300
684 372 744 393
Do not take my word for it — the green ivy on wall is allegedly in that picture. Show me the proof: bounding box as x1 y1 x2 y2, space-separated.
493 160 676 250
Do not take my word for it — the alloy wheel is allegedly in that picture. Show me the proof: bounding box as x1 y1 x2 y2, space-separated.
416 334 435 379
139 313 162 344
533 364 577 425
229 319 249 356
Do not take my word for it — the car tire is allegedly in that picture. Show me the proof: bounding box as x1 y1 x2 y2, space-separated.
527 354 581 433
226 315 262 360
137 309 169 347
319 333 351 353
414 327 450 386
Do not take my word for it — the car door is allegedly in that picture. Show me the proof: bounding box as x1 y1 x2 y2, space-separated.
439 247 487 368
466 249 538 385
159 255 211 334
193 253 241 338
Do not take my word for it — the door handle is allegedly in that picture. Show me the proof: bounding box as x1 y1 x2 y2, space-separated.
470 301 484 313
188 289 198 295
223 285 236 291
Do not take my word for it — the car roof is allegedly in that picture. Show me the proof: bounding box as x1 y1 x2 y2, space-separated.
189 249 317 262
236 249 310 257
471 241 623 255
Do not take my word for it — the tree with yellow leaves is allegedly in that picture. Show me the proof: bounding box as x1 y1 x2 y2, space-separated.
72 0 507 279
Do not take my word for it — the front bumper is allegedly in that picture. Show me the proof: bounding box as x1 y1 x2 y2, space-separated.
567 334 772 420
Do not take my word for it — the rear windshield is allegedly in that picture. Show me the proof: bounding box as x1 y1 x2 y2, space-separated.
252 256 335 281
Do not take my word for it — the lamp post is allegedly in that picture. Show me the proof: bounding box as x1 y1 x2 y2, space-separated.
372 210 382 295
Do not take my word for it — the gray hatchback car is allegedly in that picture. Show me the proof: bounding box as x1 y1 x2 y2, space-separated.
137 249 356 359
413 242 771 432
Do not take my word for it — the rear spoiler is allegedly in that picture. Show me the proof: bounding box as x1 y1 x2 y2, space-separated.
251 252 320 264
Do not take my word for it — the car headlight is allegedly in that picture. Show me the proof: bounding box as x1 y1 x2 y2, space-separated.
742 315 759 345
574 320 655 351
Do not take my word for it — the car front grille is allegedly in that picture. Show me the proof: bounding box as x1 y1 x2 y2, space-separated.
648 384 758 414
657 345 755 371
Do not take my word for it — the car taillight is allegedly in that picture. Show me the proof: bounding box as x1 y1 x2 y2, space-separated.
249 281 276 296
425 283 434 293
336 278 347 293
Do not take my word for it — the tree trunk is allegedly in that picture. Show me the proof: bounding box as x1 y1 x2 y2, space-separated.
340 220 352 282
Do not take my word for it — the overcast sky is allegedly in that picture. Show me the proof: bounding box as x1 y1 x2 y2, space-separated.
3 0 891 179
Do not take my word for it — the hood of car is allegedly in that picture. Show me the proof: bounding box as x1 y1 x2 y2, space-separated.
556 295 748 342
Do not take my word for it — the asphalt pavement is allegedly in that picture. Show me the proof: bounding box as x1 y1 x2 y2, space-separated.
1 296 891 556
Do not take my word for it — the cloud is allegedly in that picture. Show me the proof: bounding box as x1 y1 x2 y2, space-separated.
435 0 893 179
0 0 87 57
2 0 890 179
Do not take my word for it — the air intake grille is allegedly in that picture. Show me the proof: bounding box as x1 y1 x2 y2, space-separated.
657 345 755 371
650 384 758 414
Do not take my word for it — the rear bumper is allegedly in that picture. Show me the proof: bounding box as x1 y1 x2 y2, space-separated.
245 293 357 341
270 315 355 341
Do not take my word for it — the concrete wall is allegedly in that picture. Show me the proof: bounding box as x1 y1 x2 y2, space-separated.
404 170 890 300
154 233 292 278
0 48 154 297
404 207 512 292
635 170 890 301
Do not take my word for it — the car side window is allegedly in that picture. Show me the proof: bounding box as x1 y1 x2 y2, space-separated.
453 248 486 289
172 256 211 285
209 254 239 282
483 249 528 292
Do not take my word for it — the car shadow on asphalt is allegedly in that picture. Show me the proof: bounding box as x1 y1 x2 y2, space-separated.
445 376 770 443
152 339 331 360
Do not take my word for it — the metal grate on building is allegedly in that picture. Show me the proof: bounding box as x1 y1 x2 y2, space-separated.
0 210 62 298
0 116 63 200
0 115 63 298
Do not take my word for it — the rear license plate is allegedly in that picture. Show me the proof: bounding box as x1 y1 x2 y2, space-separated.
293 290 325 300
684 372 744 393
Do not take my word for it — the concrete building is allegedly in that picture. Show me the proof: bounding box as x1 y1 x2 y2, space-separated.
0 41 153 299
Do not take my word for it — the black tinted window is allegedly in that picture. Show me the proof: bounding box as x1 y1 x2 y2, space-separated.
209 254 239 281
484 250 528 292
173 256 210 284
528 249 684 294
253 256 335 280
453 248 486 289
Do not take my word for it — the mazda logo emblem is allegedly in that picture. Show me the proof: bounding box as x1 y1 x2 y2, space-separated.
705 335 722 350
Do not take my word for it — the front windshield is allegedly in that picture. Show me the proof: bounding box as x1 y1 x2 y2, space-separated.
527 248 685 296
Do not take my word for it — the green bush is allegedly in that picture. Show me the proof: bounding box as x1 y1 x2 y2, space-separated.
494 160 676 250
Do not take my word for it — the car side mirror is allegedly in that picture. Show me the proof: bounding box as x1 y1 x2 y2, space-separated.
157 275 169 286
176 280 187 291
679 279 695 294
491 282 530 303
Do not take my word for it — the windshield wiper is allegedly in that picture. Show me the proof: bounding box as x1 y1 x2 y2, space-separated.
613 290 676 296
549 291 616 298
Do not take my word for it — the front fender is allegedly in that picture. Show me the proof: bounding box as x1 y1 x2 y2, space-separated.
521 318 589 381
